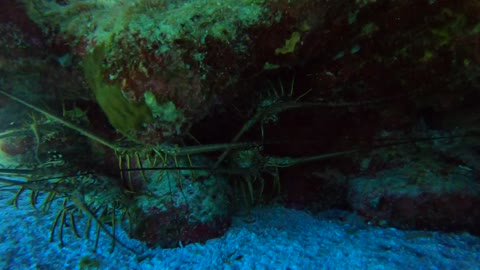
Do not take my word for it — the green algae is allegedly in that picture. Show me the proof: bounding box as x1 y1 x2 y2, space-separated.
82 46 153 135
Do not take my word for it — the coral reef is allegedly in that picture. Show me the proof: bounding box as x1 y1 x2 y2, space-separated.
0 0 479 253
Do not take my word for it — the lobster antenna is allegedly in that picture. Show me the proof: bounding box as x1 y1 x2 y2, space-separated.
0 90 118 150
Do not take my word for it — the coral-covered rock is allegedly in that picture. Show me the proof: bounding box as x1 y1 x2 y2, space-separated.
19 0 277 142
18 0 480 147
349 163 480 234
128 155 233 248
19 0 377 143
